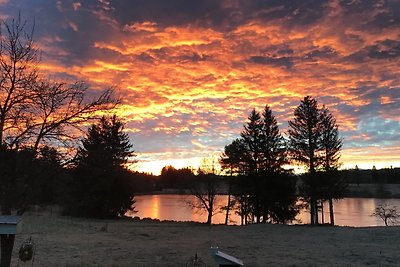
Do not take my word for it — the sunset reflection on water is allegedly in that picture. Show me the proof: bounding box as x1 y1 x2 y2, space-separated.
130 195 400 227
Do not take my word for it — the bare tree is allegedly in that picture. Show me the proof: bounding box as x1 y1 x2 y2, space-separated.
373 204 399 226
188 157 221 225
10 79 114 152
0 14 38 148
220 139 247 225
0 15 115 266
188 174 220 225
0 15 115 153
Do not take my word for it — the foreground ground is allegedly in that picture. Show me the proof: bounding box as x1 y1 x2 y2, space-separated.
14 210 400 267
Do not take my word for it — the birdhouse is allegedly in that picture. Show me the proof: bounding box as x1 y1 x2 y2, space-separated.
211 246 244 266
0 216 22 234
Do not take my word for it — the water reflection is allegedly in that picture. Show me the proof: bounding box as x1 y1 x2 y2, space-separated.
130 195 400 227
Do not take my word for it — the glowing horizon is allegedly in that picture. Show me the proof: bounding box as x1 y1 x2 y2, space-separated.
1 1 399 175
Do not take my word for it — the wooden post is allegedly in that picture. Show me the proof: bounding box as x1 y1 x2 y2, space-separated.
0 235 15 267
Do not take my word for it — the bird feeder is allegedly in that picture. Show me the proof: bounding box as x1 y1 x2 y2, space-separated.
211 247 244 266
0 216 22 235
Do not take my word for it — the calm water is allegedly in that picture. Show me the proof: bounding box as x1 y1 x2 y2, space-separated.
128 195 400 227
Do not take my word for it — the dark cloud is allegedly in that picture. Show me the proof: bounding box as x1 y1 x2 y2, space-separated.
306 46 338 60
367 40 400 59
345 40 400 63
135 52 155 64
248 55 294 69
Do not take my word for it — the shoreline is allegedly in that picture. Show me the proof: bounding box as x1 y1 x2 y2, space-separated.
135 183 400 198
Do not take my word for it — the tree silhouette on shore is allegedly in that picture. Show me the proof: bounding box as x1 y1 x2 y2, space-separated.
68 115 136 218
288 96 345 225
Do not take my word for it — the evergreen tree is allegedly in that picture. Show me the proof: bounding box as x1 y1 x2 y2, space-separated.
240 109 264 222
288 96 322 225
258 106 295 223
288 96 344 225
240 109 264 176
261 105 287 173
319 106 345 225
220 138 248 176
69 115 136 218
320 106 342 171
222 107 299 224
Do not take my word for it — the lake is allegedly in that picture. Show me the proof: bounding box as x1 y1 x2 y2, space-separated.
127 195 400 227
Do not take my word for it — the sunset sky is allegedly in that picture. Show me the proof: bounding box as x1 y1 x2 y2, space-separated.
1 0 399 174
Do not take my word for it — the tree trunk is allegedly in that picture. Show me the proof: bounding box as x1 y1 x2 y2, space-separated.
329 198 334 225
0 234 15 267
224 184 231 225
320 201 324 224
310 196 315 225
206 210 212 225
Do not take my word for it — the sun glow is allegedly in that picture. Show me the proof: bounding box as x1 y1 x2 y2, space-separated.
132 157 201 175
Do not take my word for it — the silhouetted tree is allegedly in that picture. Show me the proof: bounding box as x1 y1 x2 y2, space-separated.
220 139 248 176
261 105 287 173
241 109 264 176
288 96 322 225
373 204 400 226
0 17 114 153
188 158 221 225
222 107 299 225
289 96 344 225
263 173 299 224
68 115 136 218
354 165 360 186
0 19 38 266
319 106 345 225
220 139 248 224
26 146 65 205
240 109 266 222
0 14 112 266
188 173 220 225
258 106 297 223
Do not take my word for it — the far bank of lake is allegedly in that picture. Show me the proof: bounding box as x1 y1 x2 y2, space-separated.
128 195 400 227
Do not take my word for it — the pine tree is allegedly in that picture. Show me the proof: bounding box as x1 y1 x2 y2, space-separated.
288 97 344 225
288 96 322 225
261 105 287 173
240 109 264 176
70 115 136 218
319 106 345 225
220 138 248 176
223 107 298 224
240 109 264 222
258 106 296 223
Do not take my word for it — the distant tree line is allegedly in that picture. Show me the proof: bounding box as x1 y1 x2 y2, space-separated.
342 166 400 184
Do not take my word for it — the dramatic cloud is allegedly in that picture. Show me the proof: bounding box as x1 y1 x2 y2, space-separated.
1 0 399 173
